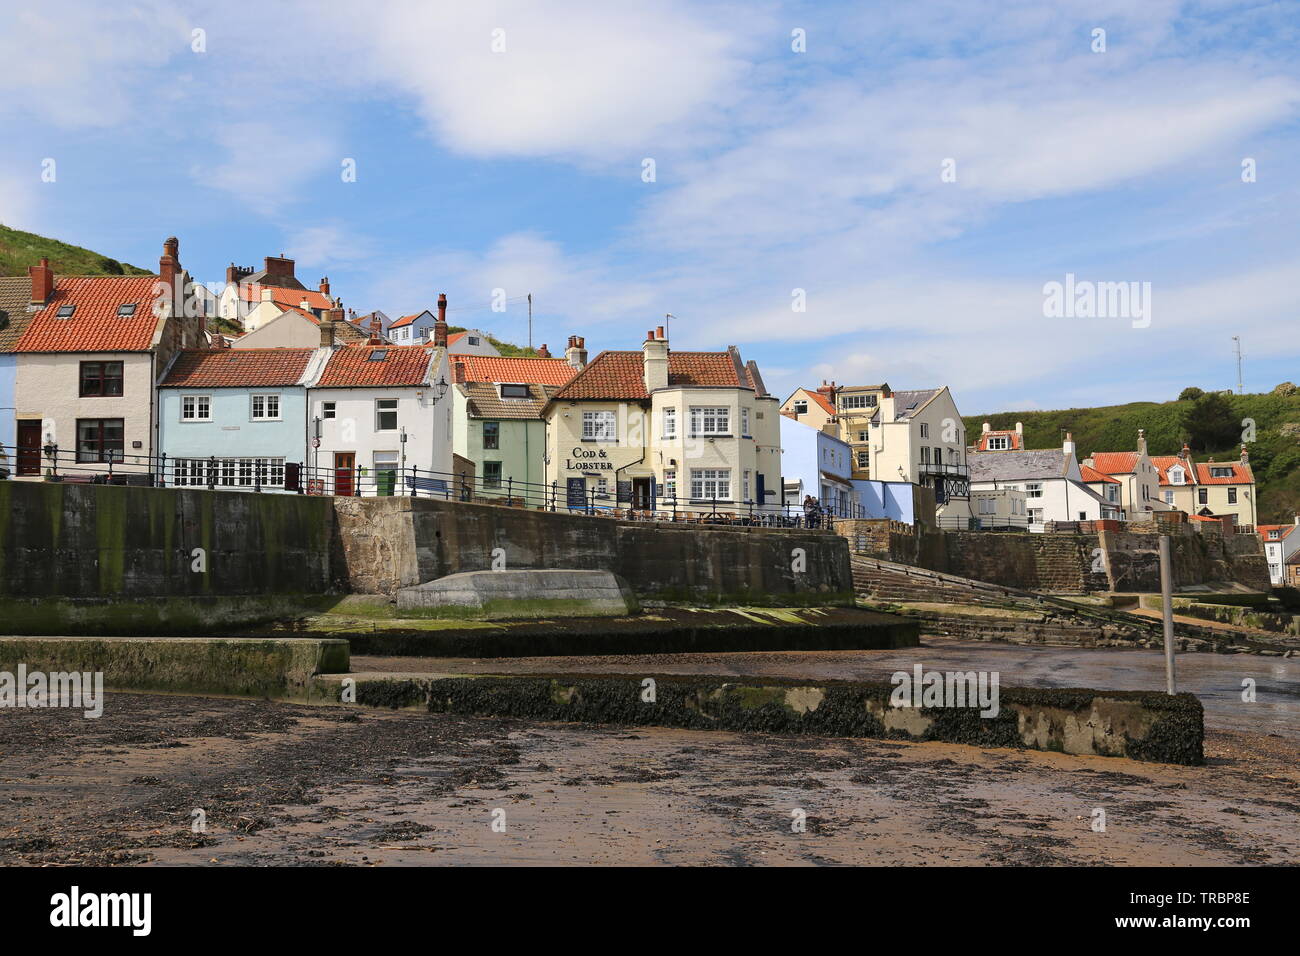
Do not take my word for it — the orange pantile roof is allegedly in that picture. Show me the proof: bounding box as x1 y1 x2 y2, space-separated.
1258 524 1296 541
1080 464 1120 484
554 349 752 401
1150 455 1195 486
240 284 333 311
161 348 315 388
976 430 1022 451
314 344 438 388
15 276 162 352
456 355 576 386
1088 452 1138 475
1194 461 1253 484
808 390 835 417
389 313 421 329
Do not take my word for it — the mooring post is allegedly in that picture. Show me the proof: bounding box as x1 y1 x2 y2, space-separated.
1159 534 1177 694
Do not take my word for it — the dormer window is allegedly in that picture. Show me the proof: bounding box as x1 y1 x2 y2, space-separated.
500 383 530 399
117 303 137 316
56 305 76 318
1210 467 1233 479
467 336 480 346
987 436 1009 450
1169 466 1184 485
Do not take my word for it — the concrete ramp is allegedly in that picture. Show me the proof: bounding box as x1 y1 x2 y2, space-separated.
396 569 639 620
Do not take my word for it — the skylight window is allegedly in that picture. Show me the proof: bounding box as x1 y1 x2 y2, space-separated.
56 305 76 318
500 383 530 399
368 349 388 362
117 303 137 316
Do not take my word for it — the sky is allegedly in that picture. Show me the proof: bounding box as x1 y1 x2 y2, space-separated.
1 0 1297 415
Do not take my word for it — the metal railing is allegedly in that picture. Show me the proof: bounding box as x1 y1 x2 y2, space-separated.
1 442 860 529
936 514 1031 531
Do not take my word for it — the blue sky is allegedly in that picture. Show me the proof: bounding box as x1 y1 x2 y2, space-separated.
2 0 1297 414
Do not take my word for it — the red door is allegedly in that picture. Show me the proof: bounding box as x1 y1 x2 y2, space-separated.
16 421 41 476
334 452 356 496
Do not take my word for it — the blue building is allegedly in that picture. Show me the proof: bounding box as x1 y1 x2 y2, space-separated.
779 414 858 516
157 348 320 490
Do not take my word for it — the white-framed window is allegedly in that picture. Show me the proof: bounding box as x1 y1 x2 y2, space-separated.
1025 482 1043 498
1210 466 1233 478
663 468 677 500
689 406 730 436
250 393 281 421
174 457 284 488
1028 508 1043 525
1168 466 1185 484
840 394 876 409
857 430 868 442
594 476 609 498
181 395 211 422
321 401 336 419
375 398 398 431
663 407 677 438
742 469 751 501
920 423 929 438
987 436 1009 450
857 451 868 468
741 407 750 437
582 410 617 441
690 468 730 500
1163 489 1174 505
374 451 399 474
792 400 808 415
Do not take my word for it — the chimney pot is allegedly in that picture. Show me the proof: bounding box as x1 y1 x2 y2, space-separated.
537 343 551 358
29 257 54 306
434 293 449 348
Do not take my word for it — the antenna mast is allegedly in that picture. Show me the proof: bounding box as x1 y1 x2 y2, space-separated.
1233 336 1244 394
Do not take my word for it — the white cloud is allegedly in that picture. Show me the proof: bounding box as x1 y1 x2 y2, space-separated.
194 122 339 208
320 0 761 161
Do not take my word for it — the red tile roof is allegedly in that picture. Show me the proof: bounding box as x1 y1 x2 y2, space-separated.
1080 464 1120 484
554 349 752 400
1150 455 1196 486
1194 461 1253 484
456 355 576 386
160 348 315 388
976 429 1022 451
1258 524 1297 541
1087 452 1138 475
808 390 835 417
240 284 333 311
314 344 437 388
389 313 422 329
15 276 162 352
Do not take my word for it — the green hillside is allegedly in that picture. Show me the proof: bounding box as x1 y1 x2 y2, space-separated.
0 224 151 278
965 386 1300 523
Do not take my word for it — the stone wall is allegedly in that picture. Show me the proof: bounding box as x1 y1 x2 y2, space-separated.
837 513 1269 594
337 497 853 605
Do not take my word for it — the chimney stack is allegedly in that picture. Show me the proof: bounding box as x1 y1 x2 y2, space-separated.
321 306 344 348
29 257 53 307
643 327 669 392
1137 428 1148 457
263 255 295 283
565 335 588 370
1179 442 1190 459
368 312 383 345
1241 443 1250 464
319 277 330 297
454 360 466 384
434 293 449 348
159 237 181 314
537 343 551 358
982 422 990 433
1063 431 1076 458
1015 422 1023 436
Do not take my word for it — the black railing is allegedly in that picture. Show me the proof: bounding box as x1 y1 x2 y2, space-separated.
0 442 866 529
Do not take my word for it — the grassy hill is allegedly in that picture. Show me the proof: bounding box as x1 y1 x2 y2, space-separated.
446 325 538 357
964 388 1300 524
0 224 151 278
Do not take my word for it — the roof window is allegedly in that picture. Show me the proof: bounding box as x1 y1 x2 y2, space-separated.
117 303 137 316
368 350 388 362
56 305 76 318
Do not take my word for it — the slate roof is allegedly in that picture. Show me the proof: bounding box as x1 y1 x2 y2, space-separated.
14 276 161 352
313 344 442 388
160 348 315 388
460 382 560 419
0 276 35 353
456 355 576 386
968 449 1072 482
552 346 762 401
868 388 943 423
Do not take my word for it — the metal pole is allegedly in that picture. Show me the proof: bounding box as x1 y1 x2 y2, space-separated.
1159 534 1177 694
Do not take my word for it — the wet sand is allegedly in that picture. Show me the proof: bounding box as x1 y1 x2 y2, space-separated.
1 691 1296 866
